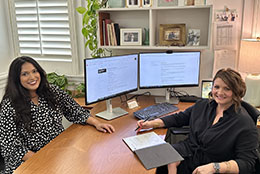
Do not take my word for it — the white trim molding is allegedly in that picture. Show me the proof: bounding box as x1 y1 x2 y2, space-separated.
66 74 84 84
0 73 8 89
0 72 8 99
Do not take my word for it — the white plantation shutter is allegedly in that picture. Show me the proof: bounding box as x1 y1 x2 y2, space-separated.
12 0 74 60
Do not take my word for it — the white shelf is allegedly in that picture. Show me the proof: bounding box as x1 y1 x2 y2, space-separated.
100 5 212 11
98 5 212 50
100 45 209 50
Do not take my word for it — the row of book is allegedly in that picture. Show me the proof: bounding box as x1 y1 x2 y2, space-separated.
99 12 120 46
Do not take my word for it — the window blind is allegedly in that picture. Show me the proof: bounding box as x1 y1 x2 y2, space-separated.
14 0 72 59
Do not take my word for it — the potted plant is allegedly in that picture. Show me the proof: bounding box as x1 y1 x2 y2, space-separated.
47 72 85 98
76 0 108 58
47 72 71 95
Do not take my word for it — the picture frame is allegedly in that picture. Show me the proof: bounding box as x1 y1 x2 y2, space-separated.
159 24 186 46
120 28 142 46
142 0 152 7
126 0 140 8
186 0 194 6
187 29 200 46
157 0 178 7
201 80 213 98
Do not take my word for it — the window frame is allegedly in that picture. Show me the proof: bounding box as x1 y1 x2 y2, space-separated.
8 0 79 74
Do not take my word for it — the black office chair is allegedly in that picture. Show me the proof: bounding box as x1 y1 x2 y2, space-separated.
163 100 260 173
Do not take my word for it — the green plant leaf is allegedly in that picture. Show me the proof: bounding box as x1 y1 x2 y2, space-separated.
82 28 88 37
83 13 90 25
92 3 100 10
76 7 86 14
89 43 94 50
76 0 106 58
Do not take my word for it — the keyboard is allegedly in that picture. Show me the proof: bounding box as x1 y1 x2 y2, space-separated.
134 102 179 120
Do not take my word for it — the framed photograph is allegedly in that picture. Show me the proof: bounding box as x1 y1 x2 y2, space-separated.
120 28 142 46
186 0 194 6
159 24 186 46
142 0 152 7
126 0 140 8
157 0 178 7
187 29 200 46
201 80 213 98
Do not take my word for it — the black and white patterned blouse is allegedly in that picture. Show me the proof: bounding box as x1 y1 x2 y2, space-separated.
0 85 90 173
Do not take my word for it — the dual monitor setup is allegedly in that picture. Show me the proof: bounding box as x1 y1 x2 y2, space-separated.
84 51 201 120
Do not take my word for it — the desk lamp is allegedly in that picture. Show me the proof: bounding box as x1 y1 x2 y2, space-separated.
238 39 260 107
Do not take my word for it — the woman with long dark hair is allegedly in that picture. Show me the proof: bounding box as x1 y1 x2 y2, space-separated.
0 56 115 173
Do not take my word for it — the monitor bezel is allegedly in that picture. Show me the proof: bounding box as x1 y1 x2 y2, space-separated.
138 51 201 89
84 54 139 105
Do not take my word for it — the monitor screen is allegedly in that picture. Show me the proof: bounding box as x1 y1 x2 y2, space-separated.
139 52 201 89
84 54 138 105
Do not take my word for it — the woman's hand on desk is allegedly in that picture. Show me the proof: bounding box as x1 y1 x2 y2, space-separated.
86 116 115 133
137 119 165 132
95 123 115 133
22 150 35 161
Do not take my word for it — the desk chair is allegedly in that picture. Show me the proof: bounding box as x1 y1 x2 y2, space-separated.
162 101 260 173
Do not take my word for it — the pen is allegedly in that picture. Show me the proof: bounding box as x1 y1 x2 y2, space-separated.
135 116 151 131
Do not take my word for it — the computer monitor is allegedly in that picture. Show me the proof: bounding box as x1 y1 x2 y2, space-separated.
84 54 138 120
139 51 201 104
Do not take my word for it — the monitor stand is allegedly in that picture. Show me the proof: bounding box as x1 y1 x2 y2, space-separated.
155 88 179 104
96 99 128 120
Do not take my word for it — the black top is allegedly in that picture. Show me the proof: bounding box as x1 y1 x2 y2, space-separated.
0 85 90 173
161 99 259 174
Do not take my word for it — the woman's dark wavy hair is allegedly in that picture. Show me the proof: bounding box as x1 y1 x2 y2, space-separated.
211 68 246 112
3 56 57 130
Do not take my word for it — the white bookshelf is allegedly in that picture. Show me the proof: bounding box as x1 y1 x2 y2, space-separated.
98 5 212 50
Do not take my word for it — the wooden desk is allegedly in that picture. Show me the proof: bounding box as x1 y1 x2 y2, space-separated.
15 96 193 174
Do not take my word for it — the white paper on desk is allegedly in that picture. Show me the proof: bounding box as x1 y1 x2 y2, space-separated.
212 49 236 77
123 132 165 151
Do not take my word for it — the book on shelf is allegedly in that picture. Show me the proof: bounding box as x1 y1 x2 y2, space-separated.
99 12 110 46
111 23 117 46
107 23 111 46
114 23 120 46
123 132 183 170
105 19 112 46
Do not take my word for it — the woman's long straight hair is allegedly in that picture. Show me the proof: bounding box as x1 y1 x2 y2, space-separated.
2 56 57 130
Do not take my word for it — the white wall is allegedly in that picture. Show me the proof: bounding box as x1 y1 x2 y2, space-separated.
0 1 14 99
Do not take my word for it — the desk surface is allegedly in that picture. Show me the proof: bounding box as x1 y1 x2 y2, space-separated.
14 96 193 174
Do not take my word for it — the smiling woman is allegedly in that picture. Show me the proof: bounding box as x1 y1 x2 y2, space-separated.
20 62 41 104
137 68 259 174
0 56 115 173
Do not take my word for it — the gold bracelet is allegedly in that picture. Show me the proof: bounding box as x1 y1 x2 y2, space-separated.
225 161 231 173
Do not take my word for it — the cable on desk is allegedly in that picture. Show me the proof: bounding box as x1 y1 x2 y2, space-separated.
168 88 189 98
120 92 151 104
168 88 202 99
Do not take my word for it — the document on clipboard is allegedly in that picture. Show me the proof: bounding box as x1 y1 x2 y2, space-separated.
123 132 183 170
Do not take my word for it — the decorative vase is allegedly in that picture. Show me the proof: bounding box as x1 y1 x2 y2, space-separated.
108 0 125 8
143 28 149 45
